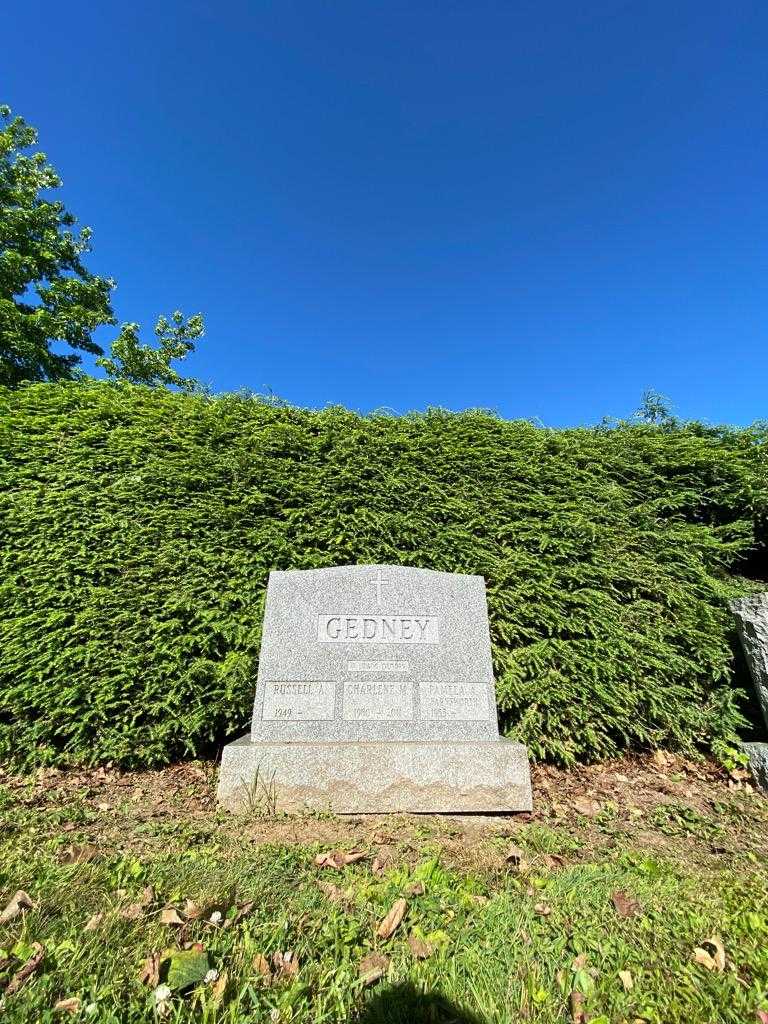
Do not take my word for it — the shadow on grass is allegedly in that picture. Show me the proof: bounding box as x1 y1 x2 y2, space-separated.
357 982 486 1024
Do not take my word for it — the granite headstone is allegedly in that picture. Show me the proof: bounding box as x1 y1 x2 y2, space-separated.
217 564 532 812
730 592 768 792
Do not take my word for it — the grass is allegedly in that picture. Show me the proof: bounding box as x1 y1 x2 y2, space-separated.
0 761 767 1023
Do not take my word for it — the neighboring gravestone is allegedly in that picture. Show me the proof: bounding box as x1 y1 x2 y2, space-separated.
217 565 532 812
730 592 768 792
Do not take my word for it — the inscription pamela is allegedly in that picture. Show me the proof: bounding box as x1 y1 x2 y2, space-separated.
317 614 438 644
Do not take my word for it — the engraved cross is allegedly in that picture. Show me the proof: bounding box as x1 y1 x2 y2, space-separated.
371 568 390 607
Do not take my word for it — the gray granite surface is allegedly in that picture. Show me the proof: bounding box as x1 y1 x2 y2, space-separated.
250 565 499 742
218 737 533 813
217 564 532 813
730 593 768 730
743 742 768 793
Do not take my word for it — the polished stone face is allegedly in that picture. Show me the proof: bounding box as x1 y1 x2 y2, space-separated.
250 564 500 743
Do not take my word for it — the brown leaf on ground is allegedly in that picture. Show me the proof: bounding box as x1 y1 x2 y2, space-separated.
252 953 272 984
571 953 588 971
407 935 433 959
542 854 566 871
693 935 726 972
618 969 633 991
318 880 352 911
405 881 425 897
5 942 44 996
314 850 366 869
573 797 600 818
227 900 255 927
371 831 394 844
139 952 161 988
210 969 228 1001
84 912 104 932
376 898 407 939
569 989 587 1023
140 886 156 907
534 903 552 916
54 997 81 1014
504 845 525 864
270 950 299 982
183 899 203 919
612 890 641 918
359 952 389 985
0 890 34 925
60 844 98 865
160 906 185 926
121 903 144 920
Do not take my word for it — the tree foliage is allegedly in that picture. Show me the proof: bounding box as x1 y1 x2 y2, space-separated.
0 105 203 389
0 106 116 385
0 383 765 770
96 310 204 390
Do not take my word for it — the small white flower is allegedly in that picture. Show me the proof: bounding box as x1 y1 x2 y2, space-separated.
204 968 219 984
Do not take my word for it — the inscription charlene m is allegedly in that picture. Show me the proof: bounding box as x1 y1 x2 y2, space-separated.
317 614 439 644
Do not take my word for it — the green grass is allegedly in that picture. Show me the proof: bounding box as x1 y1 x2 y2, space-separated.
1 778 767 1023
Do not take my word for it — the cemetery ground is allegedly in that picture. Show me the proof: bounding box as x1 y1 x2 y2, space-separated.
0 756 766 1024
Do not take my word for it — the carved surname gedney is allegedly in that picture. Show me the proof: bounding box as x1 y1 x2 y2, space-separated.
317 614 439 644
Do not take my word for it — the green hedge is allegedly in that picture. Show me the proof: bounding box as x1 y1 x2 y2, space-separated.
1 382 766 769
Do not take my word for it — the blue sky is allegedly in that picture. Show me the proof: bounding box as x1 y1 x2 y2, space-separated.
7 1 767 425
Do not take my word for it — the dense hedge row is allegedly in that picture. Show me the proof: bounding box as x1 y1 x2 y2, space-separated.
1 382 766 768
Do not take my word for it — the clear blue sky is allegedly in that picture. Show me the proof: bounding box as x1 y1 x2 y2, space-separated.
7 2 767 425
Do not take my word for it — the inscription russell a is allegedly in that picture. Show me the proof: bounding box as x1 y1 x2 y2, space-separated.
318 614 438 643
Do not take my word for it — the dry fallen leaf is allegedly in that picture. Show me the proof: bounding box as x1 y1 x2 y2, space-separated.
314 850 366 869
60 844 98 865
359 952 389 985
252 953 273 984
376 898 407 939
54 997 81 1014
227 900 255 927
5 942 44 996
573 797 599 818
542 854 566 871
618 969 634 991
571 953 588 971
318 880 352 910
139 951 161 988
405 881 425 897
534 903 552 916
210 969 228 1001
693 935 726 972
160 906 186 926
84 912 104 932
140 886 156 907
121 903 144 921
569 989 587 1023
407 934 433 959
504 845 525 864
612 890 641 918
0 890 34 925
270 950 299 982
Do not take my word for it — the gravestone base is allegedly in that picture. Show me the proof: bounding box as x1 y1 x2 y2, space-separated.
217 735 533 813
